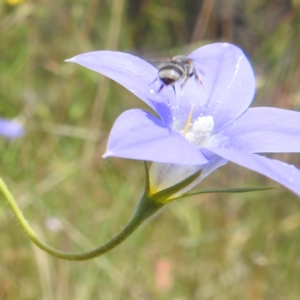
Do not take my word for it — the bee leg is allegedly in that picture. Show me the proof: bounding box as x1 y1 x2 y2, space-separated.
194 70 204 86
157 84 165 93
180 74 189 89
149 77 163 93
172 85 176 93
149 77 158 86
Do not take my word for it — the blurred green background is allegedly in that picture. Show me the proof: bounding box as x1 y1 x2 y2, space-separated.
1 0 300 299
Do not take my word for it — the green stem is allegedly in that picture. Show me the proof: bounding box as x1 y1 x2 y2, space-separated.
0 178 163 261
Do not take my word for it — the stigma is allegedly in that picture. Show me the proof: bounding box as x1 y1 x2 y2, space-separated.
182 115 215 147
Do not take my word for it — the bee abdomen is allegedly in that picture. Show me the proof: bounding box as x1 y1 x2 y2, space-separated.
158 64 184 86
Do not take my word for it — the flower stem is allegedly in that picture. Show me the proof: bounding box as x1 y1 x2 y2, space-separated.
0 177 163 261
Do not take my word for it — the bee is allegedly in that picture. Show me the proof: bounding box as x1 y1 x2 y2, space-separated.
151 55 203 93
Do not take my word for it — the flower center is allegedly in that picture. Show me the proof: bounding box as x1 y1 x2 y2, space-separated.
181 115 215 147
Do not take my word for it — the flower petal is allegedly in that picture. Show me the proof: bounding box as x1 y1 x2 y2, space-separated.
176 43 255 131
103 109 208 165
174 155 228 197
149 154 227 198
0 118 24 139
203 147 300 197
216 107 300 153
66 51 174 125
149 162 202 194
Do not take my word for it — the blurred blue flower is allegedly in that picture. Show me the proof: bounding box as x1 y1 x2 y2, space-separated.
0 118 24 139
66 43 300 197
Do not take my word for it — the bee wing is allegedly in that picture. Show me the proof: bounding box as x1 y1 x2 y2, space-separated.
143 55 172 69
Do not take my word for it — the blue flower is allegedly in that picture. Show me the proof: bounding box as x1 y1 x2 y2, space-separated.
0 118 23 139
66 43 300 198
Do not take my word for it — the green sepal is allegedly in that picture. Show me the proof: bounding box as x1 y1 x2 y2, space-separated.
175 186 275 200
144 162 202 204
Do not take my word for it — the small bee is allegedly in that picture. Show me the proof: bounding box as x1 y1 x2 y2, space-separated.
152 55 203 93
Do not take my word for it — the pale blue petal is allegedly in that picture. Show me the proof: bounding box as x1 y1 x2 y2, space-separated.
174 43 255 131
203 147 300 197
216 107 300 153
66 51 174 125
103 109 208 165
